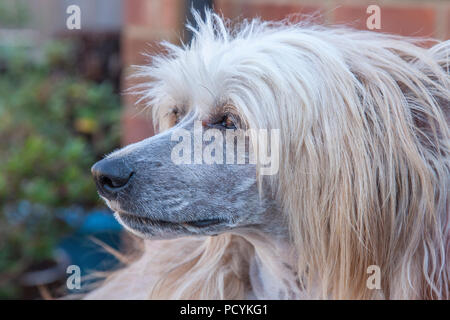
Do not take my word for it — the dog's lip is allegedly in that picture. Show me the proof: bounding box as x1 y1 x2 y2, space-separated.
117 211 227 228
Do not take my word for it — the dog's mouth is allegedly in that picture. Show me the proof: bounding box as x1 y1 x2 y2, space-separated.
117 212 227 229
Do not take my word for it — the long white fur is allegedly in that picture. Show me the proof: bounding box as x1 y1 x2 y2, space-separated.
87 11 449 299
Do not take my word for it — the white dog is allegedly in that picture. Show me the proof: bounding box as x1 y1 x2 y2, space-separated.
88 11 449 299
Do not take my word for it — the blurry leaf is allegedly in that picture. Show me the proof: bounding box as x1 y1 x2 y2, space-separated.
0 37 121 299
75 117 98 134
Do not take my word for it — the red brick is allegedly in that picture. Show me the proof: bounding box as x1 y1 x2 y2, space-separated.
241 3 324 23
122 36 165 66
161 0 182 30
446 7 450 40
125 0 181 29
122 0 184 142
121 75 157 144
122 112 154 146
121 75 143 107
215 0 236 19
334 6 436 37
124 0 152 26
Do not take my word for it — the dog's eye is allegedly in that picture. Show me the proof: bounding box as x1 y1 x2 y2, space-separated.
170 108 182 124
212 115 236 130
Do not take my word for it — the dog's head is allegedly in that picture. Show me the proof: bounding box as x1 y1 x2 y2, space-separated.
92 113 281 239
91 14 285 239
90 11 450 298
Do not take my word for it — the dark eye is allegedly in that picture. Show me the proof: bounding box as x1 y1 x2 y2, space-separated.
214 115 236 130
171 108 183 125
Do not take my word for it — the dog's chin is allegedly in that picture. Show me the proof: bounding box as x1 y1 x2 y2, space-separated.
112 210 230 240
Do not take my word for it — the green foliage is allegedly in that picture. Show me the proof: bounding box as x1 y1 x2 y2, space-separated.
0 0 30 27
0 41 121 206
0 40 121 298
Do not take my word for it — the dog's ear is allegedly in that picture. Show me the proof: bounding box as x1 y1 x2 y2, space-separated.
399 42 449 156
279 38 449 299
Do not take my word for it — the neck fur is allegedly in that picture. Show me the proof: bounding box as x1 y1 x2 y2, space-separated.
85 229 309 299
234 230 307 299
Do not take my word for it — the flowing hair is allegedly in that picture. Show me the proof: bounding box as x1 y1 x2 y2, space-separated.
87 12 449 299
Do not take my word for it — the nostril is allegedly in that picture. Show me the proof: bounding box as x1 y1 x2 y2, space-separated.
100 176 115 188
100 172 134 190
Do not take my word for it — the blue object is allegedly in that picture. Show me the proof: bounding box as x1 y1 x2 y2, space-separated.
57 208 124 293
79 210 123 233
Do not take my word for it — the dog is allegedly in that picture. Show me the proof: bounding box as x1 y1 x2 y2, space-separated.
87 11 449 299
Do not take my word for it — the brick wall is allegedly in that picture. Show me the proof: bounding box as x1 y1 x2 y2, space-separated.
216 0 449 39
122 0 184 145
122 0 449 145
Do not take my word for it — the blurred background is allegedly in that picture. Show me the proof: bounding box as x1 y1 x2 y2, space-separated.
0 0 448 299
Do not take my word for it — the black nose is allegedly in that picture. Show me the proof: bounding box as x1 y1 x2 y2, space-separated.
91 158 134 199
